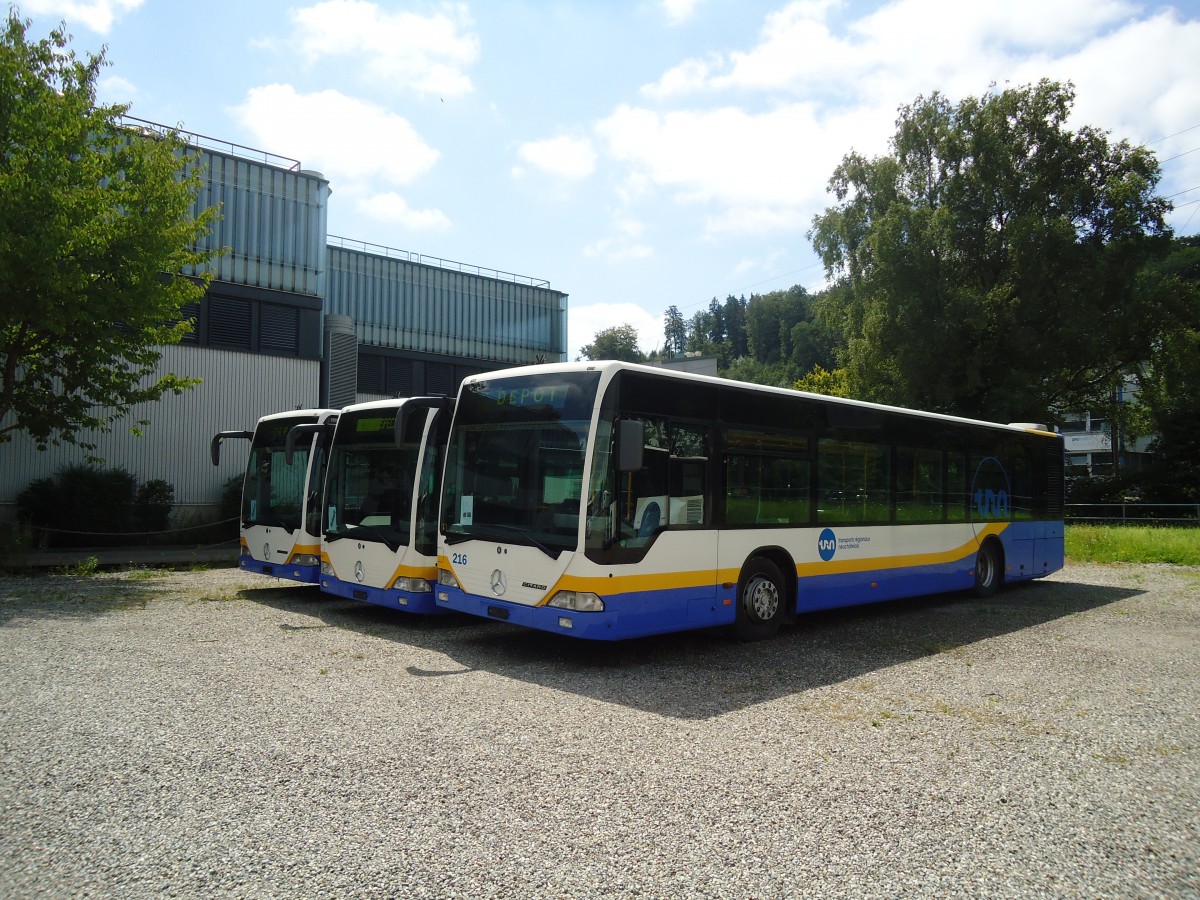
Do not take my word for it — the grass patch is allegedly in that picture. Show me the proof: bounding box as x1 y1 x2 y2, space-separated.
1066 525 1200 566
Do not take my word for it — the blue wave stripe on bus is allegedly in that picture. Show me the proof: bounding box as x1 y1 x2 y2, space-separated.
239 554 321 584
320 577 446 615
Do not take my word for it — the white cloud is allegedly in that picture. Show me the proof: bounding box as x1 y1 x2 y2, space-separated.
18 0 143 33
640 56 717 102
661 0 705 27
515 136 597 180
643 0 1140 101
229 84 439 191
356 192 451 232
603 0 1200 239
595 101 856 218
97 73 137 102
283 0 479 98
568 301 663 359
583 218 654 262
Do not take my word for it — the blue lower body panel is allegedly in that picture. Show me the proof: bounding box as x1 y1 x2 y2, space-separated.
321 576 445 615
239 554 319 584
434 583 731 641
435 521 1064 641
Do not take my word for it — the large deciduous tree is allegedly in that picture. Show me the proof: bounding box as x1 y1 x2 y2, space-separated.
810 79 1187 423
578 324 643 362
0 14 219 453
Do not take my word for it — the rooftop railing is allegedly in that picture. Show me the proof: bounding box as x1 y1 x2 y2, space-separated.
327 235 552 289
121 115 302 172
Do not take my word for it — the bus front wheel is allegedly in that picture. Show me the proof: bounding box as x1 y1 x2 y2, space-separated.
973 540 1003 598
734 557 786 641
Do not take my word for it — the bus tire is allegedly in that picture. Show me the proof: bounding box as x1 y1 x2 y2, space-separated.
734 557 786 641
973 540 1003 598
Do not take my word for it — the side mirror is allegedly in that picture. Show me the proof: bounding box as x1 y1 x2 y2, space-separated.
210 430 253 466
616 419 644 472
395 396 452 445
285 423 322 466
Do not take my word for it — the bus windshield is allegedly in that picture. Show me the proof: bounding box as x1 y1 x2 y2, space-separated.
242 415 318 530
324 409 427 553
441 372 600 557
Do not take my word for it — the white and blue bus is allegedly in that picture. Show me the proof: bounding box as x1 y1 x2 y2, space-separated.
433 361 1065 641
211 408 338 583
314 397 451 614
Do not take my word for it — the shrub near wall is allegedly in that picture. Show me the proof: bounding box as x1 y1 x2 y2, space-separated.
16 465 175 548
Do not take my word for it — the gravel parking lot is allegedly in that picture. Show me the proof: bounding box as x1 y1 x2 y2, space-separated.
0 562 1197 899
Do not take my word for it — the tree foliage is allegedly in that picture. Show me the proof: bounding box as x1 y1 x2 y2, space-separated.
655 289 837 383
578 324 643 362
794 365 852 398
1129 236 1200 495
809 79 1185 423
0 14 219 453
662 305 687 357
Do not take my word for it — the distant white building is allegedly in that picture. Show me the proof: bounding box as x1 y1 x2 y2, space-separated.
1060 379 1153 477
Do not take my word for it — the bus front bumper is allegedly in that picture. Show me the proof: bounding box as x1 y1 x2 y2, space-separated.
240 554 320 584
434 586 627 640
320 577 445 615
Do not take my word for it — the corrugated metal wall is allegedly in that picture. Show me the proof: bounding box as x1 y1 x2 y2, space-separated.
183 150 329 297
326 246 567 363
0 345 319 521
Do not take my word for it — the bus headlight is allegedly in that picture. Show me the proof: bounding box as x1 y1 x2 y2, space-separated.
437 568 459 587
548 590 604 612
321 561 335 576
291 553 320 567
394 577 432 593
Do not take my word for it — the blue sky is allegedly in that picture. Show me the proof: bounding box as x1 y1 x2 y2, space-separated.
17 0 1200 359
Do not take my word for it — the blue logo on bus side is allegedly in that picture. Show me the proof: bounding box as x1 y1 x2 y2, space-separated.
818 528 837 562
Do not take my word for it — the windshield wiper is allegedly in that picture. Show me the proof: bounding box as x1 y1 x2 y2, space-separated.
245 517 294 530
444 523 564 559
336 523 402 553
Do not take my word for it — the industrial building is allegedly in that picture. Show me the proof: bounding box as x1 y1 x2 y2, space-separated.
0 122 568 524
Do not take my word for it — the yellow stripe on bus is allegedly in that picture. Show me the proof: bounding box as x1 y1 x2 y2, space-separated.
547 524 1008 598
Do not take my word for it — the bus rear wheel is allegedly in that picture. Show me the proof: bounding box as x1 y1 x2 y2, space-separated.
734 557 786 641
973 540 1003 598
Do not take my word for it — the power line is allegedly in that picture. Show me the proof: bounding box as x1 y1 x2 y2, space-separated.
1160 145 1200 164
1148 123 1200 144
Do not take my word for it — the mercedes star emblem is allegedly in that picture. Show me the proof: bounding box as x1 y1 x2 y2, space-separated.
490 569 507 596
354 560 365 583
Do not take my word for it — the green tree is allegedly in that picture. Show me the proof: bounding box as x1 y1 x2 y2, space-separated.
0 14 219 453
795 365 852 398
810 80 1182 422
662 305 686 357
722 295 748 358
578 324 643 362
1131 236 1200 495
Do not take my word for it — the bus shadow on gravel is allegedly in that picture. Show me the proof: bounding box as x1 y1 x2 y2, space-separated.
0 574 191 624
240 577 1140 720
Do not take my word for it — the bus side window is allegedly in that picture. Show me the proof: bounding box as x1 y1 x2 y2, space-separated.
818 438 890 524
617 416 668 538
669 423 708 526
896 447 943 523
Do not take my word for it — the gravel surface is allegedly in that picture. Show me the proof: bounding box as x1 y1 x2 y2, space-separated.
0 562 1197 899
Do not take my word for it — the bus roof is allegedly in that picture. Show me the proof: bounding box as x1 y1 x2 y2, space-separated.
459 360 1061 439
257 408 339 425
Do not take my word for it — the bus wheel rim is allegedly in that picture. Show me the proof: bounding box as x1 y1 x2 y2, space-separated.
978 549 994 586
746 575 779 622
